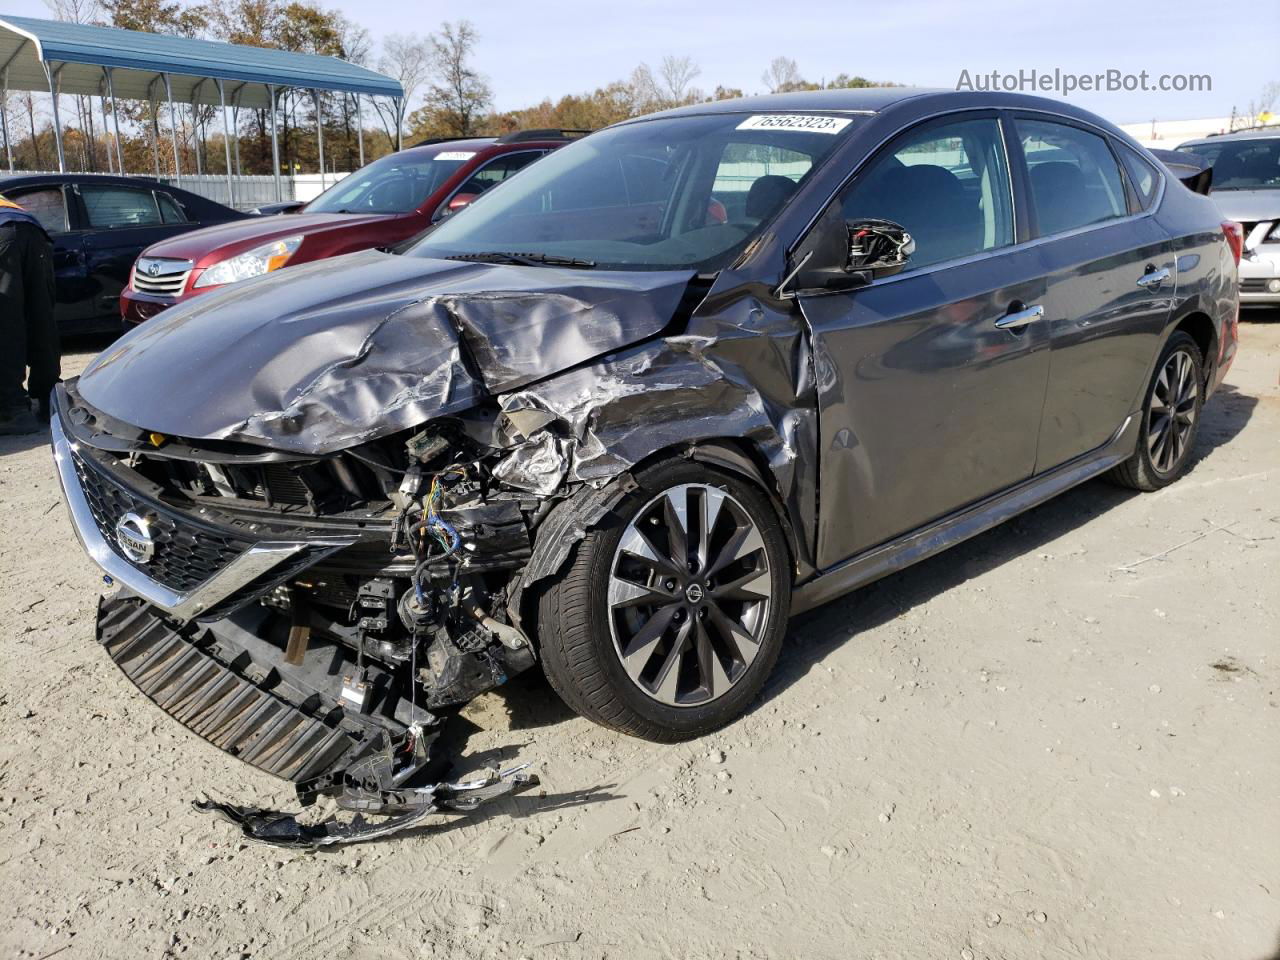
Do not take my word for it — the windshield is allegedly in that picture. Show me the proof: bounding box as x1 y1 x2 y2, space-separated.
1177 137 1280 191
408 112 861 270
305 147 483 214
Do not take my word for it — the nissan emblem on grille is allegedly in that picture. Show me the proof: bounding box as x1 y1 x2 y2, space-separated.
147 261 161 276
114 513 155 563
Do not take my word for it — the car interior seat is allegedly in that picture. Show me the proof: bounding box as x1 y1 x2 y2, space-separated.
1030 161 1112 233
745 175 798 221
872 164 983 264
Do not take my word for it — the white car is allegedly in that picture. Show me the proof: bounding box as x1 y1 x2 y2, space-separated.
1178 128 1280 306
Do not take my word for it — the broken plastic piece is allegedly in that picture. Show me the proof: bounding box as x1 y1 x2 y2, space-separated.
195 765 538 848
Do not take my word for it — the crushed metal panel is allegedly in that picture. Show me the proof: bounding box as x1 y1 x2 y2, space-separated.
496 276 821 575
76 247 693 455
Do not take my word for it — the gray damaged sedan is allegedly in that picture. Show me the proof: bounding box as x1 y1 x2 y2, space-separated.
51 89 1240 845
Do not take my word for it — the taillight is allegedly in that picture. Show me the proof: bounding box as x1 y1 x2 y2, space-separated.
1222 221 1244 265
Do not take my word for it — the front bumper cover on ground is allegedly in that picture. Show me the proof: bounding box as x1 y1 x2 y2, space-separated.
97 595 538 847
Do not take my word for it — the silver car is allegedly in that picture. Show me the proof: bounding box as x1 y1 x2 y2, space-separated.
1178 127 1280 306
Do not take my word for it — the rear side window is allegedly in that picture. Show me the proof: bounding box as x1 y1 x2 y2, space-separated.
1018 119 1127 235
838 116 1014 270
81 186 163 228
157 192 188 223
458 151 543 196
12 187 67 233
1117 143 1161 211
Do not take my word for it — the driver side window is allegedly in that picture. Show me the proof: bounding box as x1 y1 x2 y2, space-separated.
839 116 1014 271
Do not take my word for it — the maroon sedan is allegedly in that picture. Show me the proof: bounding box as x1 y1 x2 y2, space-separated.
121 131 578 326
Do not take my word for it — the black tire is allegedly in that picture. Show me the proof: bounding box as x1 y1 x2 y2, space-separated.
537 459 791 741
1107 331 1205 491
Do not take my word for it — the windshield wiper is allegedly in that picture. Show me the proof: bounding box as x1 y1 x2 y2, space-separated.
445 251 596 269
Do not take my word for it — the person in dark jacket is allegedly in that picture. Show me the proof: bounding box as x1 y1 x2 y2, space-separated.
0 194 59 435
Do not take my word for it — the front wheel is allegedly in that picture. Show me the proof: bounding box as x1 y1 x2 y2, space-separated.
538 459 791 741
1108 330 1204 491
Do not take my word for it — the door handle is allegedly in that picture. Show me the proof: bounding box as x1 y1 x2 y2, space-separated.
994 303 1045 331
1136 266 1170 289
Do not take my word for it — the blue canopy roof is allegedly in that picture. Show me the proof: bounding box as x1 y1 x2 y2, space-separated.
0 14 403 107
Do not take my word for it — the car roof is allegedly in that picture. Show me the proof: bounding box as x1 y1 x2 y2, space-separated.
1179 127 1280 147
0 173 174 190
396 136 570 160
639 87 944 122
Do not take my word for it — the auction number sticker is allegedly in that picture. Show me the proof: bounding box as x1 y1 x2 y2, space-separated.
435 151 476 161
736 114 851 134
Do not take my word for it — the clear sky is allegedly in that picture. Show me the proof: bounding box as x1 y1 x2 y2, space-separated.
3 0 1276 124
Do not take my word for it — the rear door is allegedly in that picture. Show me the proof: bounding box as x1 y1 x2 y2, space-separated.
5 184 90 328
1012 115 1175 471
75 183 194 320
797 112 1052 567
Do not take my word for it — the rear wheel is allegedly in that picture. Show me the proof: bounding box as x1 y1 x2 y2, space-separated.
538 459 791 741
1108 331 1204 491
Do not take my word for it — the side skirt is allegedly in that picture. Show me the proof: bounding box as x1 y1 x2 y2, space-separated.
791 415 1138 615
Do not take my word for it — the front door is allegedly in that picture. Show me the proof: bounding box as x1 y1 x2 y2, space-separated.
75 183 193 321
798 113 1051 568
5 184 89 328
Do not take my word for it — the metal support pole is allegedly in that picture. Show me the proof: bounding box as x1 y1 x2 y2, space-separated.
106 67 124 174
313 89 325 190
231 84 245 177
217 79 234 208
395 97 403 151
99 83 112 173
43 61 66 173
190 78 205 176
163 73 181 183
1 67 12 173
268 84 281 202
355 93 364 167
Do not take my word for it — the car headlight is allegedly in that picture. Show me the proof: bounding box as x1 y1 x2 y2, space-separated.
193 236 303 289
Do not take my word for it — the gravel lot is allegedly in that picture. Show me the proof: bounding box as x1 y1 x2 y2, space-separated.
2 315 1277 960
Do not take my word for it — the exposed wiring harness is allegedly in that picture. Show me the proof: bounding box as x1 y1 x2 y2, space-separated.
404 468 466 604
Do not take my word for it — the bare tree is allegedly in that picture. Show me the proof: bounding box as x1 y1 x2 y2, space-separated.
373 32 432 147
43 0 103 169
42 0 100 23
424 21 492 137
762 56 803 94
628 63 661 112
659 55 701 104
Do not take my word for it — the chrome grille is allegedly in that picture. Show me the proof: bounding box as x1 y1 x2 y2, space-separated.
132 257 193 296
71 448 251 593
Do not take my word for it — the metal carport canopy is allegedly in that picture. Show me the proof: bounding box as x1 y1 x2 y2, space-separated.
0 14 403 107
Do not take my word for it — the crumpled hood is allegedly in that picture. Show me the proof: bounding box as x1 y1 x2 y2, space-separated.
77 248 695 454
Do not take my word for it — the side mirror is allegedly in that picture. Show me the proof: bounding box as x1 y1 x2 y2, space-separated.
845 219 913 277
447 192 478 214
786 215 914 296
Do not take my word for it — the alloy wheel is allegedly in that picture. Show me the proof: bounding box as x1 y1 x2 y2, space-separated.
1147 347 1198 475
607 483 773 707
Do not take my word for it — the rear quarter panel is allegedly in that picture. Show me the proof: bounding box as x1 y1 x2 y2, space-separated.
1155 182 1238 393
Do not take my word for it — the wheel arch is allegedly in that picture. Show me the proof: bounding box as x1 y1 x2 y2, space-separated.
508 436 806 638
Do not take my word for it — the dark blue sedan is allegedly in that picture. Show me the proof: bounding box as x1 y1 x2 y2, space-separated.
0 173 246 333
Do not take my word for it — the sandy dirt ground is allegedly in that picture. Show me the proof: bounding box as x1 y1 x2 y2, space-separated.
1 316 1277 960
